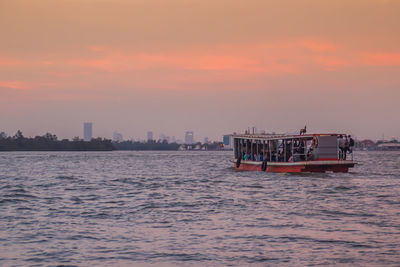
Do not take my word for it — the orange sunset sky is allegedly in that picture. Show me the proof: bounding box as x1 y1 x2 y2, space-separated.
1 0 399 141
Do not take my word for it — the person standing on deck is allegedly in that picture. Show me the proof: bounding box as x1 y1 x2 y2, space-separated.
300 126 307 135
348 135 355 153
344 137 350 159
338 135 346 160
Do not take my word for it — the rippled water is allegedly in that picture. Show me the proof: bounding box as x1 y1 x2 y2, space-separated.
0 151 399 266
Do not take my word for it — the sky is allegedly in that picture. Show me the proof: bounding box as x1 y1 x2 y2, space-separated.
1 0 399 141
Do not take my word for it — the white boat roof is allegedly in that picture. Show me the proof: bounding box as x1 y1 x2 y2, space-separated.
231 133 346 141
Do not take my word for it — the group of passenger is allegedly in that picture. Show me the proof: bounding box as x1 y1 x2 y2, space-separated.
338 135 354 160
240 134 354 162
243 153 263 161
242 148 296 163
243 150 297 163
241 139 308 163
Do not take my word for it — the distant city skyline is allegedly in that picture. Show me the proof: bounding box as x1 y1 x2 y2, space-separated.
0 1 399 141
0 125 399 143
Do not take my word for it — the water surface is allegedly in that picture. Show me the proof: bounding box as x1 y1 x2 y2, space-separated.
0 151 399 266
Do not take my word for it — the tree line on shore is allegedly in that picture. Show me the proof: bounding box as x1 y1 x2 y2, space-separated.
113 140 180 150
113 140 225 151
0 131 193 151
0 131 114 151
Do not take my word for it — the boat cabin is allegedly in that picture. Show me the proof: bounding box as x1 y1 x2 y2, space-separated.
234 133 351 162
232 133 355 173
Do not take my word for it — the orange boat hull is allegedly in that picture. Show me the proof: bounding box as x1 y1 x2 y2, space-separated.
234 160 354 173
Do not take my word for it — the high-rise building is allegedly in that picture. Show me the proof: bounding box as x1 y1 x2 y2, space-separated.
83 122 92 141
113 132 123 142
147 131 153 141
185 131 195 144
204 137 209 144
159 133 166 142
223 135 232 149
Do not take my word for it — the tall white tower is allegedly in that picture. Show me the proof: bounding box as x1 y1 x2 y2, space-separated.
147 131 153 141
83 122 92 141
185 131 195 144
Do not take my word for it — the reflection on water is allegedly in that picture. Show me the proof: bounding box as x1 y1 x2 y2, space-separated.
0 151 399 266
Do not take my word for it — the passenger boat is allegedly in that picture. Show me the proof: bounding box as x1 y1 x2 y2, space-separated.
232 132 355 173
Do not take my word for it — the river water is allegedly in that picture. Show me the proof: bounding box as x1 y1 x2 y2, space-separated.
0 151 399 266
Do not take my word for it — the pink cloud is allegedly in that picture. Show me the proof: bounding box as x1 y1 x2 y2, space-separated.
0 81 31 90
314 55 351 70
0 56 24 67
40 61 54 65
299 40 337 53
68 59 116 71
2 39 399 94
88 46 107 52
46 72 73 77
362 52 400 66
67 44 304 76
138 53 267 73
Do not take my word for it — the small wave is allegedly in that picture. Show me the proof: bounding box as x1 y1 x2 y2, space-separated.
321 209 376 218
112 178 144 186
321 189 337 194
35 182 59 188
70 196 82 203
150 252 212 262
266 223 304 229
3 193 38 199
0 198 29 204
66 234 100 241
80 212 112 219
230 255 282 263
8 188 27 193
55 175 76 181
244 184 264 189
279 236 375 248
334 185 352 190
0 184 14 190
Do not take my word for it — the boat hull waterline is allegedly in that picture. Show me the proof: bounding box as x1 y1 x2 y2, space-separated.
232 159 355 173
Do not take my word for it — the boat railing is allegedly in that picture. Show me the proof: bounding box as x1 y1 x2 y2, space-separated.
292 152 308 162
240 149 353 163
